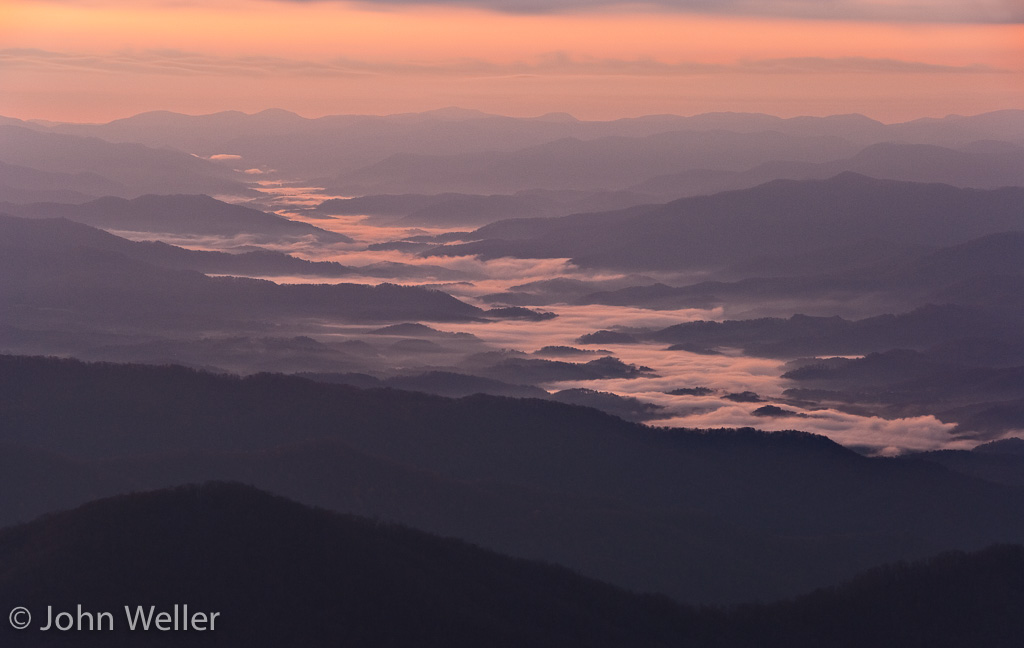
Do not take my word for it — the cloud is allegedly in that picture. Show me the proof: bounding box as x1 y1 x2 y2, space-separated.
0 48 367 77
266 0 1024 24
14 0 1022 22
645 400 971 454
0 48 1006 79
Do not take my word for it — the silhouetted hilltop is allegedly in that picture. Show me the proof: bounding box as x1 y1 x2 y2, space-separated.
731 544 1024 648
1 482 1021 647
549 388 664 422
368 322 479 339
0 482 695 647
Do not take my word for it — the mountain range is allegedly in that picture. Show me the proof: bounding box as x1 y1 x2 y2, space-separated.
0 125 253 198
3 482 1021 647
1 194 348 242
426 174 1024 272
2 354 1023 605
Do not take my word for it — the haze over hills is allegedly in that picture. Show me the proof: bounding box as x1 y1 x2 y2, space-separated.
0 216 488 336
315 189 653 227
0 160 128 204
15 107 1024 172
0 125 254 198
1 108 1020 209
1 194 350 242
325 130 859 194
429 174 1024 271
2 105 1024 640
0 214 460 280
2 355 1024 605
550 230 1024 321
632 140 1024 199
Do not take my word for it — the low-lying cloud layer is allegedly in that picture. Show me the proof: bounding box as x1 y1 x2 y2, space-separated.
0 48 1006 78
19 0 1024 23
322 0 1024 23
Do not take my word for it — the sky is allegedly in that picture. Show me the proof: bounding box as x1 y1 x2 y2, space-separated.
1 0 1022 122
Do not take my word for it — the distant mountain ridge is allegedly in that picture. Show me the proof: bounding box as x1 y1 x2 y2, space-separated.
633 140 1024 198
326 130 859 194
4 108 1019 188
428 174 1024 271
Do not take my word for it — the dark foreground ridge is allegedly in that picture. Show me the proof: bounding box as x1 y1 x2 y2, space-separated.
0 482 1021 647
2 354 1024 605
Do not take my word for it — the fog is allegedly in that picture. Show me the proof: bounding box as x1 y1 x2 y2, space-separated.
155 181 1006 455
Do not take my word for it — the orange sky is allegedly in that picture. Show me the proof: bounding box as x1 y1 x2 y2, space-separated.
1 0 1021 122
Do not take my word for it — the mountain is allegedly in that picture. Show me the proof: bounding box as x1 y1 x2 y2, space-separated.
0 214 358 275
1 484 1023 647
733 544 1024 648
1 194 349 242
0 160 126 204
633 141 1024 199
904 439 1024 489
3 355 1024 604
29 108 1024 182
0 482 694 647
813 141 1024 188
301 370 663 420
303 370 549 399
780 349 1024 437
0 214 467 296
328 130 858 195
587 304 1022 358
0 223 484 331
568 231 1024 318
428 174 1024 272
316 189 653 227
0 125 253 197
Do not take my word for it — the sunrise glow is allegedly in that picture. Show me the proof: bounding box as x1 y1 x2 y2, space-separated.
2 0 1021 122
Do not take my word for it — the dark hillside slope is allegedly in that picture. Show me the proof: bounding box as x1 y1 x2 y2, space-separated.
0 483 696 647
1 483 1021 647
2 355 1024 603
